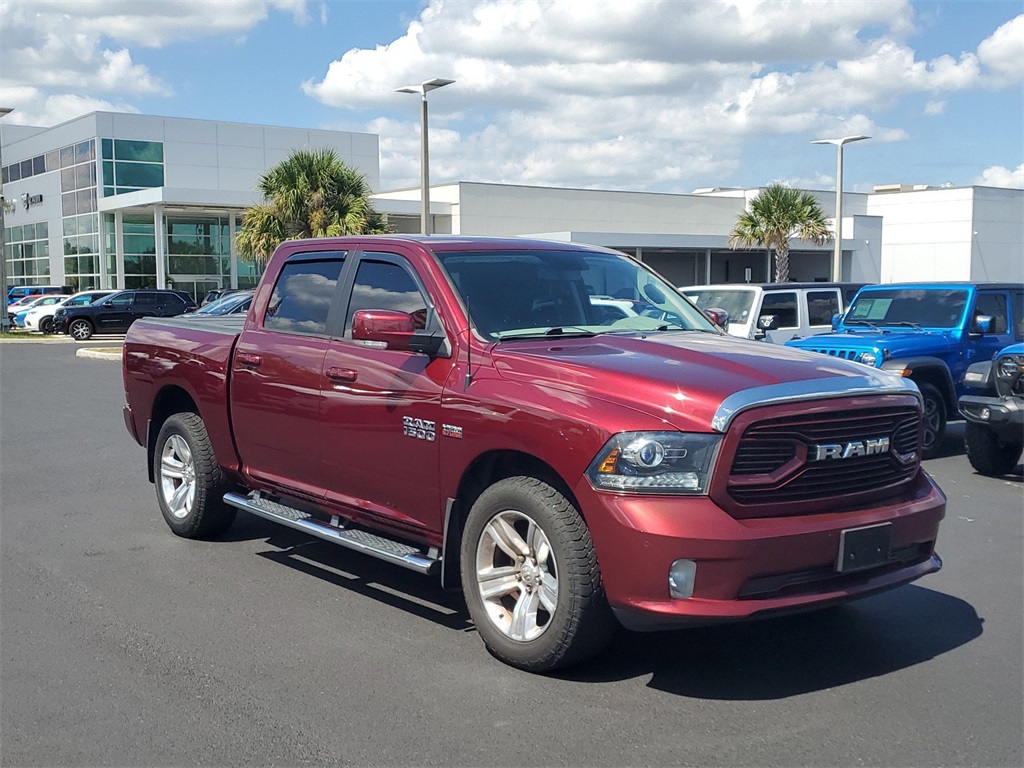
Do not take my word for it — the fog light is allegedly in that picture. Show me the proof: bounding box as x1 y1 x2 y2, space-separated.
668 559 697 599
980 407 991 420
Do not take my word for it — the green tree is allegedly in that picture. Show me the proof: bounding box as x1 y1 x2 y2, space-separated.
236 148 389 267
728 184 833 283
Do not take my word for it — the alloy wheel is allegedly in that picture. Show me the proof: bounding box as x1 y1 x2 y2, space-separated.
159 434 196 519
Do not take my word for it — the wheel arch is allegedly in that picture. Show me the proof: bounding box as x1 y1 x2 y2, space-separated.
440 449 582 591
146 385 200 483
883 358 957 418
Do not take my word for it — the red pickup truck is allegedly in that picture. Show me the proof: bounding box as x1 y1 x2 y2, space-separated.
123 236 946 671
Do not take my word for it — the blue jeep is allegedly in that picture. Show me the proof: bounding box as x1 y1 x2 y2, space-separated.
786 282 1024 457
958 343 1024 476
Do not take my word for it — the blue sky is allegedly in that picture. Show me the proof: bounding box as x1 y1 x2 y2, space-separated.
2 0 1021 193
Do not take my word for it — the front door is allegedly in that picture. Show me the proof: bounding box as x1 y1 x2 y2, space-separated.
320 251 452 535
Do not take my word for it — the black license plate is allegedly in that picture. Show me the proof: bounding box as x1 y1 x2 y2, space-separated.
836 523 892 573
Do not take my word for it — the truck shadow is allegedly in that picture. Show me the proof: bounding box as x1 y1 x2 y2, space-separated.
561 585 983 698
228 516 982 699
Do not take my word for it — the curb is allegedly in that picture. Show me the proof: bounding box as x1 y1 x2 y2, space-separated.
76 347 122 361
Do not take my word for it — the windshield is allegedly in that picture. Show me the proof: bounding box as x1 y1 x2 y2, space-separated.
196 291 253 315
435 248 714 340
845 289 968 329
682 289 756 325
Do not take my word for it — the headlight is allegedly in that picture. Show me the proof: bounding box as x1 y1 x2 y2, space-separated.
586 432 721 495
998 355 1022 378
859 351 878 367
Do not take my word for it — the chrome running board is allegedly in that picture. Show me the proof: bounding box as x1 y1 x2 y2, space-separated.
223 492 440 576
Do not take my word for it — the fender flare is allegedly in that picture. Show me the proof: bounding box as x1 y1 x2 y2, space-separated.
881 357 956 415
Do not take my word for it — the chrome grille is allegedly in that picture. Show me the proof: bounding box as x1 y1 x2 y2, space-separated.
727 406 920 508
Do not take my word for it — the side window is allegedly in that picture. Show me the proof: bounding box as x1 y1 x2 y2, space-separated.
264 259 344 336
973 293 1008 335
760 292 798 329
135 292 159 308
1011 290 1023 341
806 290 840 326
108 293 134 308
346 257 431 333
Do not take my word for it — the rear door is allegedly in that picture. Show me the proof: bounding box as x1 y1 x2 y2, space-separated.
98 292 136 332
230 251 348 497
805 289 841 337
320 249 452 534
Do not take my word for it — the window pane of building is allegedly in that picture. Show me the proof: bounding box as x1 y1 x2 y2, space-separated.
113 140 163 162
115 162 164 188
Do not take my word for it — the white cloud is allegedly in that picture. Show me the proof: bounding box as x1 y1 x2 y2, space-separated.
974 163 1024 189
0 0 311 125
924 100 946 115
977 14 1024 86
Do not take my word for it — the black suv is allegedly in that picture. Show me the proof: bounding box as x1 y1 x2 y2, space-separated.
54 289 197 340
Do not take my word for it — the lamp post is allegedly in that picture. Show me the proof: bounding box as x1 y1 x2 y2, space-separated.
811 134 869 281
396 78 454 235
0 106 13 330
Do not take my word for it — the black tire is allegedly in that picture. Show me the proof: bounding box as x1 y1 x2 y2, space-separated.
39 317 54 335
68 318 94 341
918 382 947 459
153 412 236 538
460 476 614 672
964 421 1024 477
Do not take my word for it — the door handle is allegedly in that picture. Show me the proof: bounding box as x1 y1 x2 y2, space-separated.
236 352 262 368
326 367 358 383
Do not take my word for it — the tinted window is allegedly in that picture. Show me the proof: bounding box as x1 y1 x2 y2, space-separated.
1012 291 1023 341
264 259 344 335
807 290 840 326
761 292 798 329
973 293 1008 334
108 293 134 308
136 293 159 307
346 258 430 332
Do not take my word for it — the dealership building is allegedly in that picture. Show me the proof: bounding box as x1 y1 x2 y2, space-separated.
2 111 1021 298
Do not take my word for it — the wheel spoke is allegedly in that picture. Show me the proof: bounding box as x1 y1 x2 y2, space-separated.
538 577 557 614
485 515 530 560
170 479 193 513
160 455 185 479
535 538 551 566
477 566 520 600
170 435 193 466
509 588 540 641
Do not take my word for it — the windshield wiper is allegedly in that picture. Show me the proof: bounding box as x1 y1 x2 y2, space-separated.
886 321 923 330
843 319 883 331
495 327 598 341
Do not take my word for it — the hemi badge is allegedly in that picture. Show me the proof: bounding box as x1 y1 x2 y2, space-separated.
442 424 463 439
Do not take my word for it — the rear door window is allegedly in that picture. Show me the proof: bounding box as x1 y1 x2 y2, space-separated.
760 292 798 329
264 259 345 336
806 290 841 327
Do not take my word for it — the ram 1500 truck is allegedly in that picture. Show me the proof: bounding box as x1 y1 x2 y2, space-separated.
123 236 946 672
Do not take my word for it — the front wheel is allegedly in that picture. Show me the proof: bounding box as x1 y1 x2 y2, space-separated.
153 412 236 538
68 318 93 341
918 382 947 459
461 476 614 672
965 421 1024 476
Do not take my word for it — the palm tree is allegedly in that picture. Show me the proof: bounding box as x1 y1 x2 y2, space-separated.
236 148 389 267
728 184 833 283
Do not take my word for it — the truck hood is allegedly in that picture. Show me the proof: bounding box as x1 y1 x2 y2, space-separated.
489 332 905 433
788 330 958 358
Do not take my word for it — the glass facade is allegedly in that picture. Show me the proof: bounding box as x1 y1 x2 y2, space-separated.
101 139 164 197
2 222 50 284
59 139 100 291
121 214 157 290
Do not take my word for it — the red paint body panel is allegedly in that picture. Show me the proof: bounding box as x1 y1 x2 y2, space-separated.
122 235 947 630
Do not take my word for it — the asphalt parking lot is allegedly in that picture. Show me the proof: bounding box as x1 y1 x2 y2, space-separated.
1 340 1021 767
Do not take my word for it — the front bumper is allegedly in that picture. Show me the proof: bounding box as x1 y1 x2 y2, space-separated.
52 315 69 334
959 394 1024 432
574 471 945 631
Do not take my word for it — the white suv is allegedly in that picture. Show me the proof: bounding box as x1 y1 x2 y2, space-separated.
679 283 867 343
23 290 114 334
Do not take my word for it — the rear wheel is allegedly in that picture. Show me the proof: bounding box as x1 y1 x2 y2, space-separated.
965 421 1024 476
153 412 236 538
39 317 54 334
68 318 93 341
918 382 946 459
461 476 614 672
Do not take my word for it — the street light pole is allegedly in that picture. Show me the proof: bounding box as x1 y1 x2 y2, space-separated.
0 106 13 330
396 78 454 235
811 135 870 281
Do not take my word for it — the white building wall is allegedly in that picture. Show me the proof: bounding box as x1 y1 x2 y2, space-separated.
970 186 1024 282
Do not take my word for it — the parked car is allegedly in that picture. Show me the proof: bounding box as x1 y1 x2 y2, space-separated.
787 282 1024 457
6 294 50 324
123 235 945 673
190 290 254 316
53 289 197 340
201 288 244 306
5 285 72 306
958 343 1024 476
22 290 115 334
11 294 67 328
679 282 867 343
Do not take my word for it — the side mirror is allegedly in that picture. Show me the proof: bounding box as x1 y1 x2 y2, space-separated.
831 313 844 331
970 314 993 335
703 307 729 330
758 314 780 331
352 309 446 356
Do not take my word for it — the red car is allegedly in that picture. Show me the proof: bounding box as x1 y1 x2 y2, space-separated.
122 236 945 671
